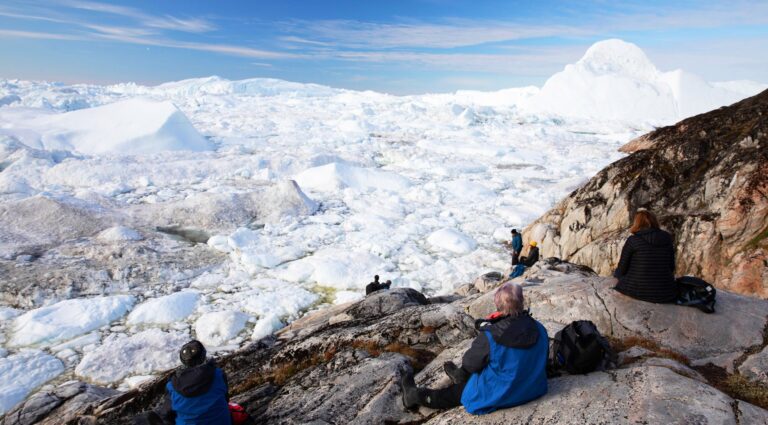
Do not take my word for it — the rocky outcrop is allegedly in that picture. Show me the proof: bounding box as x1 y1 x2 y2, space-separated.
427 366 768 425
465 259 768 373
1 382 117 425
10 267 767 424
525 89 768 298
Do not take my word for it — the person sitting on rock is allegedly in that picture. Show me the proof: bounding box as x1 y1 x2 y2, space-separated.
365 275 391 295
613 210 677 303
155 340 232 425
519 241 540 267
400 283 548 415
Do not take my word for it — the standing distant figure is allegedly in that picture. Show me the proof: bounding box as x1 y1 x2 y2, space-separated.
613 210 677 303
519 241 539 267
366 275 391 295
509 229 523 265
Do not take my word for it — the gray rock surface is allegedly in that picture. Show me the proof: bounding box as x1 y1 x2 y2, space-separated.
740 346 768 386
346 288 428 319
426 366 767 425
466 262 768 372
1 381 117 425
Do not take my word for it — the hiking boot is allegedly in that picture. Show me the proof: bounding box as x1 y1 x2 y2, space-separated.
443 361 469 384
400 371 421 409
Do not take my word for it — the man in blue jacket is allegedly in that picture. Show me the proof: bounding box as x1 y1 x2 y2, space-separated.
156 340 232 425
509 229 523 265
400 283 548 415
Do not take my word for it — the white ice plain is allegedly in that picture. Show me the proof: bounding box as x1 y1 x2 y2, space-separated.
0 39 766 413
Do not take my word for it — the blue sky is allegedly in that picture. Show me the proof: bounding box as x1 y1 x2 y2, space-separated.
0 0 766 94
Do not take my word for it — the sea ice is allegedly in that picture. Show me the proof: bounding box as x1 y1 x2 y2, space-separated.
294 162 411 193
0 350 64 415
127 291 200 326
194 311 249 347
251 313 284 341
75 328 188 385
9 295 135 347
426 228 478 255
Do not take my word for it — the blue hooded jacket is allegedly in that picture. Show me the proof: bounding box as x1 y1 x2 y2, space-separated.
511 233 523 253
164 361 231 425
460 315 548 415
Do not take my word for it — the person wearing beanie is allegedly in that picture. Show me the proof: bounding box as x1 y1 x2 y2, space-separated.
519 241 539 267
153 340 232 425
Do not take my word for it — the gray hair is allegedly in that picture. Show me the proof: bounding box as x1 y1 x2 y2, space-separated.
494 283 524 316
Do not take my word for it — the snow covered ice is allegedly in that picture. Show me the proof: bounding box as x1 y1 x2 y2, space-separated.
0 39 765 412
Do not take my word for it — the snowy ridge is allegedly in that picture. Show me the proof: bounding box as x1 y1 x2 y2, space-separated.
0 39 766 414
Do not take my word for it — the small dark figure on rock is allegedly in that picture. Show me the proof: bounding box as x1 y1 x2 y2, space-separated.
400 283 548 415
613 210 677 303
519 241 540 267
366 275 392 295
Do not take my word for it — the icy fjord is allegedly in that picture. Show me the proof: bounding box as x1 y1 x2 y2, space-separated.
0 39 765 413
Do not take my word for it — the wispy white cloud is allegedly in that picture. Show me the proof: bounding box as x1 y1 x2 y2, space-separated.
62 0 216 33
0 28 84 41
0 2 293 60
89 32 300 59
281 2 768 51
283 19 588 49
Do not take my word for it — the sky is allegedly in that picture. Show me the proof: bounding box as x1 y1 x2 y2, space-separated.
0 0 766 94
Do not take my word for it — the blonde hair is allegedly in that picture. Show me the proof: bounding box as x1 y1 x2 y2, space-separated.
494 283 524 316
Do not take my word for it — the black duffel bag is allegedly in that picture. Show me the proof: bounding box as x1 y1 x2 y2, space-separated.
675 276 716 313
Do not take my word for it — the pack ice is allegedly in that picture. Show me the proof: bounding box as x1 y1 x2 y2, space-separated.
0 39 765 414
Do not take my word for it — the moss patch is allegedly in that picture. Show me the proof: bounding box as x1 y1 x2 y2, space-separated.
694 364 768 410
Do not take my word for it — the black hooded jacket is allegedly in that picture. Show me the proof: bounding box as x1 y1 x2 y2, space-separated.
614 228 677 303
461 312 542 374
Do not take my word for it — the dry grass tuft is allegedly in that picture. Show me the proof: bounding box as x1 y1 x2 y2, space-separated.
610 335 690 365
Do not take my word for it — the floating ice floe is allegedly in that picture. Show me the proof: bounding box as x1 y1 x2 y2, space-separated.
426 228 478 255
9 295 135 347
294 162 411 193
0 350 64 415
127 291 200 326
194 311 250 347
75 328 188 385
273 248 390 290
251 313 284 341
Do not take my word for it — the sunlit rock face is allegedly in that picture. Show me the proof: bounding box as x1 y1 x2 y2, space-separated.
527 89 768 298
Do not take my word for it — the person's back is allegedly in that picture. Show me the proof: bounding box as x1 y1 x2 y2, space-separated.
167 361 230 425
614 211 677 303
400 283 548 415
159 340 231 425
460 314 548 414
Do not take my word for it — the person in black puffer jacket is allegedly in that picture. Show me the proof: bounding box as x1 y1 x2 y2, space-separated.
613 210 677 303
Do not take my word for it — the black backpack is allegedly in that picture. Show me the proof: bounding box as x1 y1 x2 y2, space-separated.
675 276 716 314
550 320 615 375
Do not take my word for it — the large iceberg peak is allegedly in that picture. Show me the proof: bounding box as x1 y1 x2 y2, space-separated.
576 39 658 81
